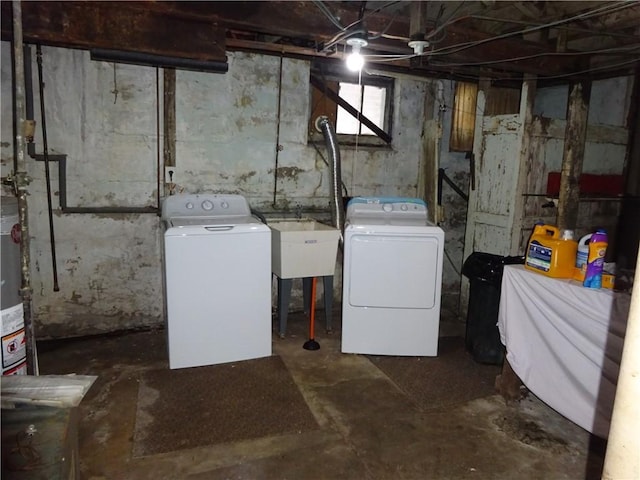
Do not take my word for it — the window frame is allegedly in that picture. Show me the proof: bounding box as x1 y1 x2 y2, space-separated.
309 65 394 148
336 82 389 136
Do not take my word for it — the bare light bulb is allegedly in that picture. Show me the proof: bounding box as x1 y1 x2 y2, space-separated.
345 37 368 72
346 49 364 71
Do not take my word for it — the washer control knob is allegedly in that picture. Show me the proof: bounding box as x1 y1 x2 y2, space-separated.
382 203 393 212
220 201 229 209
400 204 408 211
201 200 214 211
186 202 194 210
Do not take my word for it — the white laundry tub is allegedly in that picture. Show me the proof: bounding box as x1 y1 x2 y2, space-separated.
269 220 340 278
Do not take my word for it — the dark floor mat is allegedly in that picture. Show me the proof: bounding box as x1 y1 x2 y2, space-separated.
368 336 501 411
132 355 318 457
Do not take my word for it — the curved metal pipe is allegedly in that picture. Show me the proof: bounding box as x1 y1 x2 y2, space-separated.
315 116 344 240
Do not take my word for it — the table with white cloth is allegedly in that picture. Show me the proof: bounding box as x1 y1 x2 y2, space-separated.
497 265 631 439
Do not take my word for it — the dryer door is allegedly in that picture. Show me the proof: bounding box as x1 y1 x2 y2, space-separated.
346 233 441 309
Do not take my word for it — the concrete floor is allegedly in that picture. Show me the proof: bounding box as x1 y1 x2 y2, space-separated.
36 311 606 480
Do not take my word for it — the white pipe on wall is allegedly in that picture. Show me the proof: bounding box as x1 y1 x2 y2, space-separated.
602 243 640 479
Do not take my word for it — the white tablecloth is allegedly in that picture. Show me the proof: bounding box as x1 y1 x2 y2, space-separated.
498 265 631 438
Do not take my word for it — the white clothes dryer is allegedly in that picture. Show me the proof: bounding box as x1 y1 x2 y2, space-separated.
162 193 271 369
341 197 445 356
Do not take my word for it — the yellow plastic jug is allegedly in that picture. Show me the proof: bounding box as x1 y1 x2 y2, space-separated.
525 224 577 279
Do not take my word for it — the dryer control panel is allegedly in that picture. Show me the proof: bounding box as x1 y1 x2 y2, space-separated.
162 193 251 220
346 197 428 225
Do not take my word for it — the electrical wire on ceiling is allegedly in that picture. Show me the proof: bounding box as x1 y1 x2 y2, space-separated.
417 2 640 78
361 51 639 82
427 4 447 45
313 0 400 32
426 1 638 57
325 0 629 52
524 58 640 81
466 14 640 40
314 0 402 52
437 1 467 31
315 0 639 80
363 53 419 62
425 0 630 43
428 45 640 68
435 57 640 83
367 12 399 41
362 1 638 76
323 27 369 52
313 0 346 31
361 1 402 20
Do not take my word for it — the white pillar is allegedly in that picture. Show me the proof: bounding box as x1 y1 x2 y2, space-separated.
602 244 640 479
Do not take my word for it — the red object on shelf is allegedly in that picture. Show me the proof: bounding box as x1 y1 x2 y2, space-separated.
546 172 624 197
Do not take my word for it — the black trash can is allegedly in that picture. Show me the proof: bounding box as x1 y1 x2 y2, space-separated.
462 252 524 365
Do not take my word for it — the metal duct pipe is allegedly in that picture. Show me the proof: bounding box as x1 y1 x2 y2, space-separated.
315 116 344 241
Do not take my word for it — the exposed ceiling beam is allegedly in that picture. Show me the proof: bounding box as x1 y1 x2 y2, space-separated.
0 1 227 62
0 1 636 81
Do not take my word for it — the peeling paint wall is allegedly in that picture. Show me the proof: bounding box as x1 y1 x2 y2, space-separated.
3 41 630 338
173 53 427 208
432 80 470 317
1 43 163 338
518 116 629 253
460 80 631 317
521 78 632 253
467 90 629 259
1 45 439 337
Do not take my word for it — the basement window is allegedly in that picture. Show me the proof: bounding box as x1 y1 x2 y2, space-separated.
449 81 521 152
309 68 394 147
450 81 478 152
336 82 387 135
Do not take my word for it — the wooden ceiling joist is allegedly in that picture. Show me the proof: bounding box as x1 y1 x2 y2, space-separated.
0 1 637 81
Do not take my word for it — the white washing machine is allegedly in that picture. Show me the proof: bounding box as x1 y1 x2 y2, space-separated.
341 197 445 356
162 193 271 369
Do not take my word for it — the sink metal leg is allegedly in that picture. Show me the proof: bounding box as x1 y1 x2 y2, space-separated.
302 277 312 316
323 276 333 332
277 278 293 338
279 276 333 337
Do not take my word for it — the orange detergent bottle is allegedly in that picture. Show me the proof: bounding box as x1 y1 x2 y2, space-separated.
525 224 578 279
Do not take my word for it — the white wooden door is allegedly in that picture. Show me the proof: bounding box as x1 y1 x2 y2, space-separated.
460 80 536 316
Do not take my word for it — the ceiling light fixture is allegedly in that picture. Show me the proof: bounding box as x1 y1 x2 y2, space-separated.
408 40 430 56
345 37 368 72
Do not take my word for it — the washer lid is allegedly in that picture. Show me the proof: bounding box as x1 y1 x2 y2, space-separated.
346 196 428 226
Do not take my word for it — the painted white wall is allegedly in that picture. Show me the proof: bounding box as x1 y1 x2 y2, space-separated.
1 44 443 337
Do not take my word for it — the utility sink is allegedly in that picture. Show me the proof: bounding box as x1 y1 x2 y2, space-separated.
269 219 340 279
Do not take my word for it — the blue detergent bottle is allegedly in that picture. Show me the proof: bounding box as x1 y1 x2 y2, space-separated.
583 229 608 289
